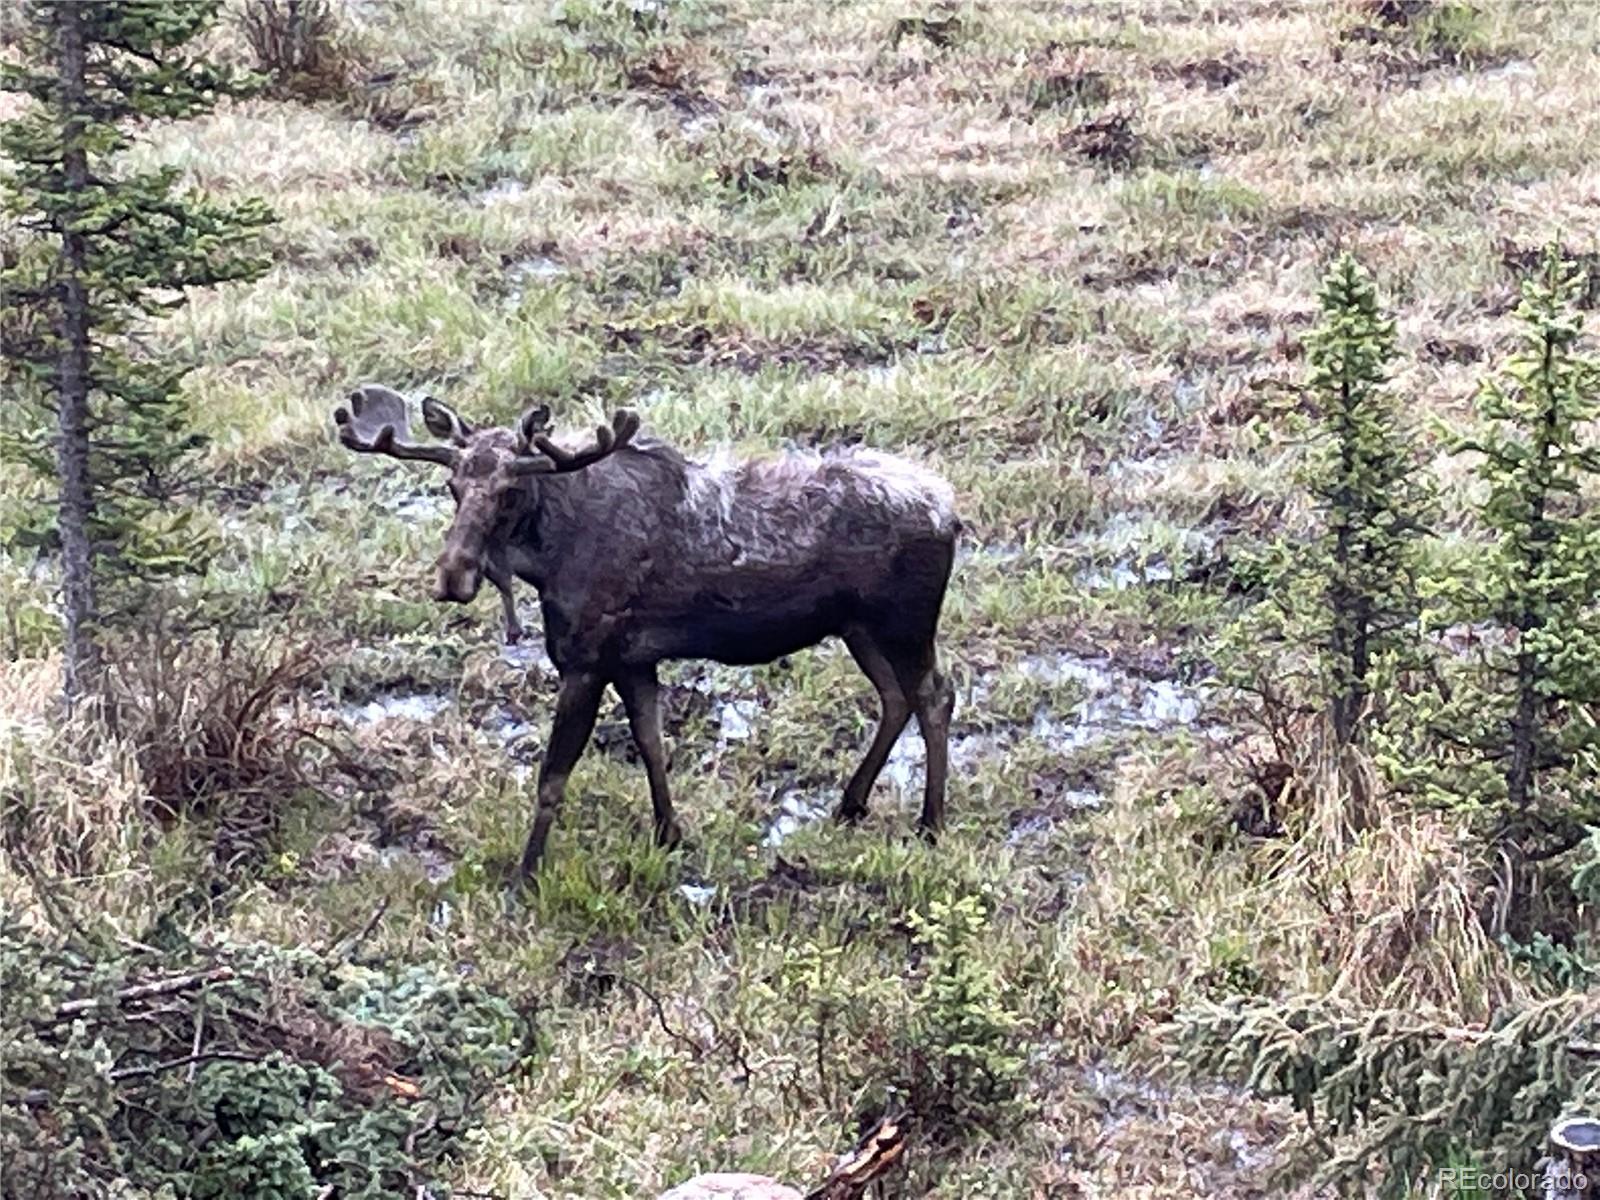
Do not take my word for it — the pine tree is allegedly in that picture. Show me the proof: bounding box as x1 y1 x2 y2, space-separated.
1 1 273 710
1402 245 1600 870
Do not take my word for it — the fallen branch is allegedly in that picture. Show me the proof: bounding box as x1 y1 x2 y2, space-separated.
108 1050 263 1081
806 1113 909 1200
50 967 236 1023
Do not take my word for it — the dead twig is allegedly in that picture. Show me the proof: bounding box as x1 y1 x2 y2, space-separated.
322 897 390 962
612 972 707 1060
610 971 754 1086
186 1000 207 1084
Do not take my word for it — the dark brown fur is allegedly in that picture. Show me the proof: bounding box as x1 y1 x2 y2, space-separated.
333 385 960 879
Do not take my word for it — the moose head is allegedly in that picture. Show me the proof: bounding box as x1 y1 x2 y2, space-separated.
332 384 639 605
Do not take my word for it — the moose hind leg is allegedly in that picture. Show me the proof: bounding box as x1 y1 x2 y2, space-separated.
838 629 913 824
616 665 683 848
518 670 604 881
911 663 954 835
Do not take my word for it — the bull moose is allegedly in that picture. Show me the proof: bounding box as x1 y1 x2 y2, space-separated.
333 384 961 879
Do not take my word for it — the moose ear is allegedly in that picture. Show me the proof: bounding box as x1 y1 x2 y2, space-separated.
420 395 472 444
517 403 553 453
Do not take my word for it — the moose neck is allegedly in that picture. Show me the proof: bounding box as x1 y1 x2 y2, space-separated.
497 477 560 592
497 443 687 596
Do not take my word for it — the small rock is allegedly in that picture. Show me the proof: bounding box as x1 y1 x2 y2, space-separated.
657 1175 802 1200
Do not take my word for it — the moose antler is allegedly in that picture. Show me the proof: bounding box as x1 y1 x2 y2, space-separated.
332 385 459 468
512 408 641 476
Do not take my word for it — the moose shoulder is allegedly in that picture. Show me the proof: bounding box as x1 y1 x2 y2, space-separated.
333 384 961 880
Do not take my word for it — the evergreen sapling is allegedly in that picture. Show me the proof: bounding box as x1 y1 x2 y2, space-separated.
1390 245 1600 878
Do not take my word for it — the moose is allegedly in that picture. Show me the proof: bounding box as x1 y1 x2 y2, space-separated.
333 384 961 879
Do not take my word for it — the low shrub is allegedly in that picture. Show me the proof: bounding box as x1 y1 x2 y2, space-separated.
239 0 353 100
1169 989 1600 1197
0 918 534 1199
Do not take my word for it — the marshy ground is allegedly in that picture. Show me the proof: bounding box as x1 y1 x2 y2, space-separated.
4 0 1598 1195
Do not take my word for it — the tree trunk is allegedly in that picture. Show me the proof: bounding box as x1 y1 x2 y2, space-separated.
1505 639 1539 813
1504 332 1559 817
1328 361 1361 746
53 4 101 712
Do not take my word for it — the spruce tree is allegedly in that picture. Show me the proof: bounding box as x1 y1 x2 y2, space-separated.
1 2 273 710
1218 254 1430 750
1405 245 1600 869
1302 253 1431 744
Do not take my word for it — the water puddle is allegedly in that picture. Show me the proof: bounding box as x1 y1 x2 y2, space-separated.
1139 679 1202 725
499 638 554 672
1078 1061 1277 1180
311 820 455 885
1066 514 1216 592
340 691 451 725
763 789 831 847
1005 790 1104 846
388 491 450 522
880 728 1000 795
1006 813 1057 843
874 652 1204 794
483 706 538 758
1104 453 1181 482
504 256 566 308
1444 59 1534 93
672 666 766 747
957 540 1029 570
475 177 528 205
678 112 720 140
717 698 761 742
220 483 311 536
377 844 455 885
1024 652 1202 732
982 654 1206 775
1084 1060 1173 1114
1173 375 1205 411
1077 557 1175 591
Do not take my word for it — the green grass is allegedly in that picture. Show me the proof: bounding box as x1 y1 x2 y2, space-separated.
6 0 1600 1194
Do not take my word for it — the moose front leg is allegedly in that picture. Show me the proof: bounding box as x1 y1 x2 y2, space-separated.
486 563 524 644
616 665 683 849
518 669 604 880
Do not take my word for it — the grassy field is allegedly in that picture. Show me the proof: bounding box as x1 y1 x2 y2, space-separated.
4 0 1600 1195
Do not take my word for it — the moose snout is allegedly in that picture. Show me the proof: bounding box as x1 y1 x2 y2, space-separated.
432 551 482 604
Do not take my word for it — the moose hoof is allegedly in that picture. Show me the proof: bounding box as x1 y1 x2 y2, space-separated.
508 864 540 896
498 863 536 908
655 819 685 849
505 627 524 645
834 800 868 826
